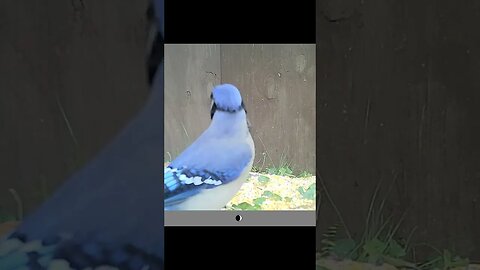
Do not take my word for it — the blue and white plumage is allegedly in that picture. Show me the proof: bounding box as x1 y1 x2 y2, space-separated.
165 84 255 210
0 0 164 269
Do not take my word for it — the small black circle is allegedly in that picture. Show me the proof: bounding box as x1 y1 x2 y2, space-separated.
235 215 242 222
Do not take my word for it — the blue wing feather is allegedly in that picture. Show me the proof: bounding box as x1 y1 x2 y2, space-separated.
164 142 252 209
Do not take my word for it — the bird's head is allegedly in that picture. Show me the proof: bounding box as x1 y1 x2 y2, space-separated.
209 84 252 131
210 84 246 118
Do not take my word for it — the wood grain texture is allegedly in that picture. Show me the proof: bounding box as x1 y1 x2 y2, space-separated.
164 44 316 174
317 0 480 259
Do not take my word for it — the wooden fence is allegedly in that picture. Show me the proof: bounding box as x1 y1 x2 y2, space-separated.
164 44 316 174
317 0 480 259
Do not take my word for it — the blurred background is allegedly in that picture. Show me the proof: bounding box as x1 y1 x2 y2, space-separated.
317 0 480 263
0 1 151 223
164 44 316 175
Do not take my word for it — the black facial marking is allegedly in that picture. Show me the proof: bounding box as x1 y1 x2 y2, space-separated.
209 93 246 118
210 103 217 119
209 102 244 118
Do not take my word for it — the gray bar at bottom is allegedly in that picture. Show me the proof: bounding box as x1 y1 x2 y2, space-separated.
164 210 316 226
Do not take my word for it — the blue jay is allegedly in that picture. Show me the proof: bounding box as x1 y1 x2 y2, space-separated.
0 0 164 269
164 84 255 210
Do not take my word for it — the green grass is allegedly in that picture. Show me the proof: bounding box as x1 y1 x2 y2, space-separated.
229 190 285 211
417 247 469 270
298 171 313 178
257 175 270 184
252 164 314 178
229 202 262 210
266 165 295 177
318 176 470 270
250 142 314 178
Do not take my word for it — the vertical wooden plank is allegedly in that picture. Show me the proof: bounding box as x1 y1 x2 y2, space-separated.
164 44 221 160
221 44 316 173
